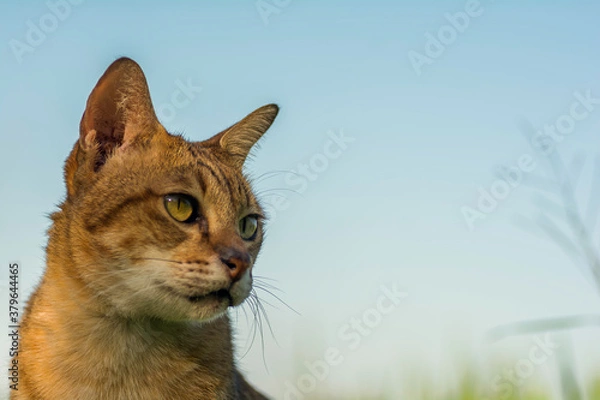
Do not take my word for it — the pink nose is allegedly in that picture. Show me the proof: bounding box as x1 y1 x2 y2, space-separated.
218 246 250 282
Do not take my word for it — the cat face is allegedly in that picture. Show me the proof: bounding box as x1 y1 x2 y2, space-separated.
61 58 278 322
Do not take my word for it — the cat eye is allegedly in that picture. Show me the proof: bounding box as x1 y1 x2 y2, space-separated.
239 215 259 241
164 194 198 223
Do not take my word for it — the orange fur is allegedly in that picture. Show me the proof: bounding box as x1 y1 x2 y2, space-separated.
12 58 278 400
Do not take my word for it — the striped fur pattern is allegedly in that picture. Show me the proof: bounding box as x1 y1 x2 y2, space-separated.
12 58 278 400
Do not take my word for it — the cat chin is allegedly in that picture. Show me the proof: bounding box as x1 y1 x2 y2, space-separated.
175 292 252 323
153 290 243 322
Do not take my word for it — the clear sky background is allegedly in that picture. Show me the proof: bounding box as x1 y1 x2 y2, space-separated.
1 1 600 398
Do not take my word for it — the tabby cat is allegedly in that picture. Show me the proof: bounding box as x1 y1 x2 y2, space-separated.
12 58 278 400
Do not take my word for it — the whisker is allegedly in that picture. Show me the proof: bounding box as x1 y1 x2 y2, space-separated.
255 189 303 200
253 289 278 348
253 280 284 293
251 170 297 184
253 275 279 283
257 187 301 195
238 295 260 360
253 285 300 316
253 291 268 372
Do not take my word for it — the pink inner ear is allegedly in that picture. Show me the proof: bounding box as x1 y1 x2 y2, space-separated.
82 113 126 171
79 58 160 171
80 129 98 151
80 79 127 170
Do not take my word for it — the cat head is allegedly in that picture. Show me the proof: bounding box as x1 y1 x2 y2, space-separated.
61 58 278 322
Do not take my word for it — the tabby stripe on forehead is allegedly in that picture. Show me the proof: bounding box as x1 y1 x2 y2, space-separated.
188 144 204 158
189 145 236 198
193 168 207 193
218 162 236 200
188 146 212 193
238 181 250 206
197 160 236 199
196 160 224 187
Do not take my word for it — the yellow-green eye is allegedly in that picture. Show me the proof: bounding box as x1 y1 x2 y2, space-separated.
239 215 259 240
164 194 197 222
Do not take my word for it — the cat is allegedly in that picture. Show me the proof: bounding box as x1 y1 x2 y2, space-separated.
11 57 278 400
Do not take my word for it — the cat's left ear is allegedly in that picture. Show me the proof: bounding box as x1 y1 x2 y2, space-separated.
78 57 163 169
208 104 279 169
65 58 164 197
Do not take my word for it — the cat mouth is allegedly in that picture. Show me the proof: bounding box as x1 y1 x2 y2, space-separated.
188 289 232 305
159 284 233 306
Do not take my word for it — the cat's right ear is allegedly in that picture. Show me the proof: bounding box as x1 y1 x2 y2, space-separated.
66 57 162 197
203 104 279 170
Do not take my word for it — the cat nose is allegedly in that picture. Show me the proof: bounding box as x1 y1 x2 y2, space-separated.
218 247 250 282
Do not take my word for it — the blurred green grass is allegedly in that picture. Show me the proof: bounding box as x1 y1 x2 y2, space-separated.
300 373 600 400
285 360 600 400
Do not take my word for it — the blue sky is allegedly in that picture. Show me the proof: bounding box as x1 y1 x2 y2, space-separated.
2 1 600 397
